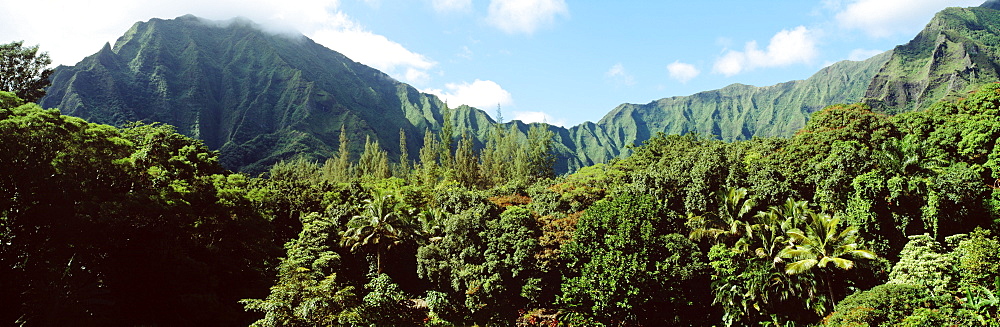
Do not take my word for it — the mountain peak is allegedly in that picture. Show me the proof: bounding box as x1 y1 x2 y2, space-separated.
39 15 487 174
983 0 1000 10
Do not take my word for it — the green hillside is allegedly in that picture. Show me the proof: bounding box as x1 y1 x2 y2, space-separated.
576 52 890 163
41 15 497 174
41 2 1000 175
864 5 1000 113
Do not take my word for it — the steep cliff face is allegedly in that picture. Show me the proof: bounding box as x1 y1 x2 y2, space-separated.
42 3 1000 174
574 52 890 163
863 6 1000 113
41 15 496 174
31 14 897 173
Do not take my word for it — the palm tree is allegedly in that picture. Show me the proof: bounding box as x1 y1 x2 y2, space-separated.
748 209 789 263
687 187 756 244
415 207 446 244
778 211 876 305
341 194 415 273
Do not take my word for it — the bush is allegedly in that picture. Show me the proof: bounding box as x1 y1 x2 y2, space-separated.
824 283 931 327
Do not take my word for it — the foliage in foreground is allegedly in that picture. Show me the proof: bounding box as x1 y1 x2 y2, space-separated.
8 83 1000 326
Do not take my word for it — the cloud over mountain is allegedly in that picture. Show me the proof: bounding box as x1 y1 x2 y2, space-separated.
713 26 818 76
667 61 700 83
834 0 981 38
425 79 514 111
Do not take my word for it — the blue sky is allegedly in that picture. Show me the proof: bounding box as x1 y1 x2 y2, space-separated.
0 0 986 126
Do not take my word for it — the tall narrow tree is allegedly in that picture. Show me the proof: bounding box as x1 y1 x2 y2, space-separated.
324 125 353 183
526 123 556 180
358 136 390 181
396 129 410 178
453 133 480 188
439 103 454 170
418 129 439 186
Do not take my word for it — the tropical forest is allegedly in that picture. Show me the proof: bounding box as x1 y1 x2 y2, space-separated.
6 2 1000 327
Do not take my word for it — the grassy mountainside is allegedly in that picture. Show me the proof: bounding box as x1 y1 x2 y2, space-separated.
571 52 891 164
41 15 496 174
42 3 1000 174
864 5 1000 113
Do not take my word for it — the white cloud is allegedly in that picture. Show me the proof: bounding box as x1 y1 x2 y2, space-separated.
836 0 982 38
666 61 700 83
432 0 472 13
486 0 569 35
310 28 436 85
605 63 635 86
512 111 566 127
848 48 884 61
424 79 513 110
0 0 438 85
458 45 474 60
712 26 818 76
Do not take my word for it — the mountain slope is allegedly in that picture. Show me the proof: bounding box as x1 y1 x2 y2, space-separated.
41 15 496 174
41 3 1000 174
567 52 891 164
863 4 1000 113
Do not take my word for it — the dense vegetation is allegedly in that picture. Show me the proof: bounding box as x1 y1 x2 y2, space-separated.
33 13 911 176
7 81 1000 325
9 3 1000 325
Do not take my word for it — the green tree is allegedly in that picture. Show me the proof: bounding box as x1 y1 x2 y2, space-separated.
951 229 1000 290
526 123 556 180
243 213 360 326
354 273 425 326
560 195 711 325
342 194 415 274
417 129 440 186
687 187 756 245
779 211 877 307
1 95 275 325
704 200 822 326
396 129 410 178
887 234 955 294
357 135 390 181
415 189 497 324
478 122 508 187
453 133 479 188
823 283 935 327
471 206 541 322
439 104 454 170
324 124 353 183
0 41 53 103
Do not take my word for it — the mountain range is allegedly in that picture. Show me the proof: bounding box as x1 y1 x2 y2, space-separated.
39 2 1000 174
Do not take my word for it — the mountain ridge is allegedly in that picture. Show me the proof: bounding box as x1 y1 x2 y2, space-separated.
40 4 1000 174
43 15 497 174
863 5 1000 113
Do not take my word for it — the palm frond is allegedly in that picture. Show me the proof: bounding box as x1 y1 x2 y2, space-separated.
785 259 817 275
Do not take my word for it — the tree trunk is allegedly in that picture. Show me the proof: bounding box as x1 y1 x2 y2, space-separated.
377 247 382 274
825 270 835 310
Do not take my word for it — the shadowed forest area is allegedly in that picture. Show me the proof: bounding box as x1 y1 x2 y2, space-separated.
5 82 1000 325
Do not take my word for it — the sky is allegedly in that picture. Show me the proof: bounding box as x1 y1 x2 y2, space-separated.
0 0 987 127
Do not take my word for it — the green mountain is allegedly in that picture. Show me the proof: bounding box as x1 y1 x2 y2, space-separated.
571 52 890 164
566 2 1000 164
41 3 1000 174
41 15 496 174
863 4 1000 113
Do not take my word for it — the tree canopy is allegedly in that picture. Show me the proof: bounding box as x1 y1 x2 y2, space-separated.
7 82 1000 326
0 41 53 103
